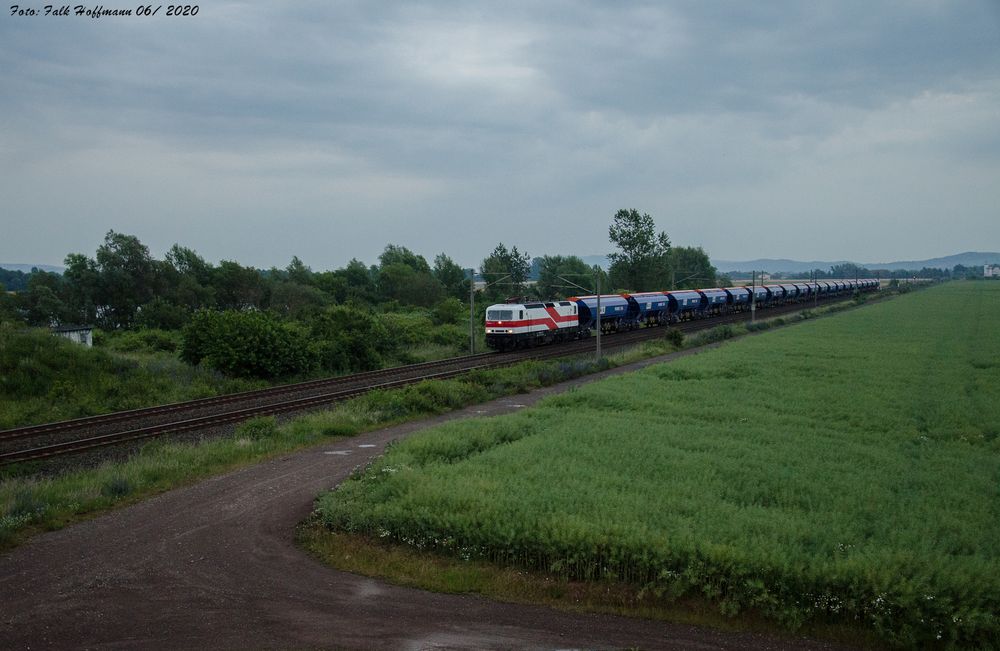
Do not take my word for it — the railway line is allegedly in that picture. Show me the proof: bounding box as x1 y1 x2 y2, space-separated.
0 294 859 466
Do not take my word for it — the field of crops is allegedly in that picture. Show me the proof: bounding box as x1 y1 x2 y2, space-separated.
317 282 1000 647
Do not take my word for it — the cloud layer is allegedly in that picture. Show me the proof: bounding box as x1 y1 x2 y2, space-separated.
2 1 999 269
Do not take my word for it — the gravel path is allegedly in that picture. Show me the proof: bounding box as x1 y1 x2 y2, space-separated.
0 348 857 650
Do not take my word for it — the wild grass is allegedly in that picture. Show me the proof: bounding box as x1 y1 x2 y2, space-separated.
0 324 262 429
316 282 999 648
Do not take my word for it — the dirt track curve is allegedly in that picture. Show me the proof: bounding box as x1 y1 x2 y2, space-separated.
0 347 857 650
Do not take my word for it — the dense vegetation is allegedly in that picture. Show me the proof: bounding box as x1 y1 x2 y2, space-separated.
0 324 261 428
0 211 725 385
318 282 1000 647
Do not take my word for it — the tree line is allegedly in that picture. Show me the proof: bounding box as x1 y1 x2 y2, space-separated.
0 209 725 379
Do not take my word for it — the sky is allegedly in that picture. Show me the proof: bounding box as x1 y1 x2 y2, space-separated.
2 1 999 271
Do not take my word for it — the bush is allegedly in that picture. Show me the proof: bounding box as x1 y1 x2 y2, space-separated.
101 476 132 499
103 329 181 354
307 305 391 373
431 297 466 325
235 416 278 440
180 310 316 379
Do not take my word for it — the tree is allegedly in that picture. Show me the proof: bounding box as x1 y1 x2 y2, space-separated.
829 263 870 280
166 245 214 286
285 256 313 286
480 243 531 302
93 231 159 329
19 271 73 326
213 260 265 311
607 209 671 291
535 255 596 298
670 246 717 289
432 253 470 300
378 244 431 274
63 253 100 324
339 258 378 303
376 263 444 307
267 281 329 318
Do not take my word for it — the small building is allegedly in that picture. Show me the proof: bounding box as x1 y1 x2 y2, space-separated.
985 264 1000 278
52 325 94 347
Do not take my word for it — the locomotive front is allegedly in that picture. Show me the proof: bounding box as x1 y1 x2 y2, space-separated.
484 301 580 351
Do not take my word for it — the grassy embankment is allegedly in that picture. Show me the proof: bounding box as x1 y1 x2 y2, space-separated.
0 325 264 429
313 282 999 649
0 291 890 551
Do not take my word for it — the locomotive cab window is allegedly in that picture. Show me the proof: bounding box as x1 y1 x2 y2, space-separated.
487 310 513 320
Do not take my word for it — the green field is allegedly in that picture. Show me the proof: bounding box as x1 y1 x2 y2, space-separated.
317 282 1000 647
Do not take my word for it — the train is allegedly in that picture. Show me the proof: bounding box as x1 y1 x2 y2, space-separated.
484 279 880 351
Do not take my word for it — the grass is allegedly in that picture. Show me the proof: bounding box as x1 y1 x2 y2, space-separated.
0 344 670 550
315 282 999 648
0 324 263 429
0 290 899 555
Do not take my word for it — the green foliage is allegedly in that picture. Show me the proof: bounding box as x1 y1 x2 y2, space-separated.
135 297 189 330
432 253 470 300
377 263 444 307
318 283 1000 647
0 324 259 428
431 297 466 326
670 246 717 289
379 244 431 274
480 243 531 302
267 281 329 318
234 416 278 440
102 328 181 354
664 327 684 348
534 255 597 299
180 309 316 379
308 305 391 373
608 208 671 291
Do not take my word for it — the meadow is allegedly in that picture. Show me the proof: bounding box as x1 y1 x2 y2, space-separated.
317 282 1000 648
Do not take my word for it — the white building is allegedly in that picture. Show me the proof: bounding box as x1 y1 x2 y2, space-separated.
985 264 1000 278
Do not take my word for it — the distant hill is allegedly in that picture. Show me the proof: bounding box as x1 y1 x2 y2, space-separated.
0 263 64 274
863 251 1000 271
712 258 853 274
713 252 1000 274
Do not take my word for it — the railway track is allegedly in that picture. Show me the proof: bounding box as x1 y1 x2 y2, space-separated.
0 294 862 466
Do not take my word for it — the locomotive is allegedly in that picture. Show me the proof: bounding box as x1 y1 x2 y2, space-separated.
484 279 879 351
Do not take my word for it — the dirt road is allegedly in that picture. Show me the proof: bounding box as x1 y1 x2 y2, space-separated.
0 353 855 650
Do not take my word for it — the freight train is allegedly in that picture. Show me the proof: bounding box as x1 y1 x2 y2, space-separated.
484 279 879 351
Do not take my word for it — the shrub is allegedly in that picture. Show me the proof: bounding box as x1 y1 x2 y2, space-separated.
235 416 278 440
307 305 391 373
101 476 132 499
180 310 316 379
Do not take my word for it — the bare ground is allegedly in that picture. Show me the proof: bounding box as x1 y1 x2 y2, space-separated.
0 347 858 650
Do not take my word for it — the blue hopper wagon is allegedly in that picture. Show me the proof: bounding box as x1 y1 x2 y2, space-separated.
570 294 640 332
665 290 704 321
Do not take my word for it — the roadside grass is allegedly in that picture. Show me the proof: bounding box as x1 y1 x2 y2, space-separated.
0 291 898 553
315 282 999 648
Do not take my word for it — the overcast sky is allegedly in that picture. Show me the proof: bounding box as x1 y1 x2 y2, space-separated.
2 1 999 270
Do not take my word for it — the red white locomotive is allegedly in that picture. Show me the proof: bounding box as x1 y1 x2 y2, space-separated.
484 300 582 351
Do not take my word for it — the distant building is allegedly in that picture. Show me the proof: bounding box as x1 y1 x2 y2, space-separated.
985 264 1000 278
52 325 93 347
